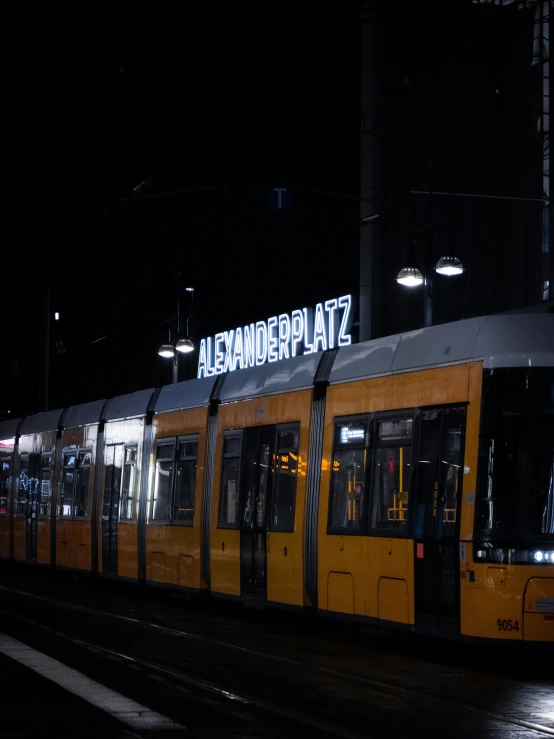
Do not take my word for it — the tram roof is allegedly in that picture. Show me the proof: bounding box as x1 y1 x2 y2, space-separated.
103 389 156 422
330 314 554 385
19 408 64 436
0 417 22 441
62 399 107 429
154 375 217 414
218 352 321 403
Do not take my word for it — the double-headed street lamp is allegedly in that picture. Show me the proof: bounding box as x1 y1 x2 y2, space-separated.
158 286 195 382
396 249 464 327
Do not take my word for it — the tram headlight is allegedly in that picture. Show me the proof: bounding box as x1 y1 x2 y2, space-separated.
534 551 544 562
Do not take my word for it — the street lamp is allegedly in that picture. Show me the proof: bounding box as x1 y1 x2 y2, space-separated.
157 283 195 382
396 246 464 327
158 343 175 359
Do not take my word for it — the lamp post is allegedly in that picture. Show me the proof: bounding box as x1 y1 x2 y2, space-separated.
157 284 195 383
396 244 464 328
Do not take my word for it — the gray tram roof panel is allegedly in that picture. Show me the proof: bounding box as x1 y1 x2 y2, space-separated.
154 375 217 414
103 389 155 422
0 417 22 441
329 333 403 385
20 408 64 436
391 316 488 374
473 314 554 368
219 352 322 402
329 314 554 384
63 399 106 429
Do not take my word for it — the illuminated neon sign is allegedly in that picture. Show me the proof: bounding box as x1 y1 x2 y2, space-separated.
197 294 354 378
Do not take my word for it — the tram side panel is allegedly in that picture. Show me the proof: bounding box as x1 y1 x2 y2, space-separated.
97 416 147 580
146 407 209 591
459 363 554 643
318 364 473 626
0 435 17 559
14 430 57 565
57 424 100 572
210 389 311 607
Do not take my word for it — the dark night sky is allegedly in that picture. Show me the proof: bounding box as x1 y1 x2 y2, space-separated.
3 6 361 416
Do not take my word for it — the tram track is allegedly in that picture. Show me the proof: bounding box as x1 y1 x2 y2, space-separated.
1 583 553 738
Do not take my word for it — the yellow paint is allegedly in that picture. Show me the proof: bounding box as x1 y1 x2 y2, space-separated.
327 572 354 613
318 364 474 624
37 521 50 564
210 390 311 606
118 524 138 579
378 578 409 624
0 518 9 559
146 407 209 590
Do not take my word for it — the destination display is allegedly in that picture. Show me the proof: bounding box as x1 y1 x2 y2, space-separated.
197 294 353 377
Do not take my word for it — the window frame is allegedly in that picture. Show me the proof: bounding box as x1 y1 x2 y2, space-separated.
268 422 301 533
149 436 199 526
59 447 92 520
217 431 243 530
368 409 416 539
38 452 53 520
16 454 30 518
327 413 373 536
0 455 12 517
118 444 139 523
172 435 199 527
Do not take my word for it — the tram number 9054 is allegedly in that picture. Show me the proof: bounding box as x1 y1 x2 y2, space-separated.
497 619 519 632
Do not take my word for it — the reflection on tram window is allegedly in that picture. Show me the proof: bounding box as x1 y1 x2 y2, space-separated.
219 434 242 527
538 413 554 536
61 452 75 517
475 368 554 543
370 417 413 532
18 456 29 515
120 446 138 521
74 450 91 518
329 420 369 532
39 454 52 518
270 425 300 531
152 443 175 522
0 457 11 515
174 438 198 524
440 408 465 535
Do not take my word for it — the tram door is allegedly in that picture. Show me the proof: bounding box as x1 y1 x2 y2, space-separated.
102 444 123 575
414 406 466 629
25 454 41 562
240 426 274 598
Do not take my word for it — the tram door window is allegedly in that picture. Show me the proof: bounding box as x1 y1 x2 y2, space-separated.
240 426 274 598
103 444 124 575
25 453 41 562
414 406 466 626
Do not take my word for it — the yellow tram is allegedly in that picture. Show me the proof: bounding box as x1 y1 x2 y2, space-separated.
0 313 552 643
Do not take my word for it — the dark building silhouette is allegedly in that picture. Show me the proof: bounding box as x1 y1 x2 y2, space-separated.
360 0 551 339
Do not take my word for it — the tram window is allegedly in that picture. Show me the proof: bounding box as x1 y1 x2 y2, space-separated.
536 413 554 536
370 418 413 532
440 408 465 536
173 438 198 524
270 425 300 531
60 452 76 517
120 446 138 521
152 442 175 522
39 454 52 518
218 434 242 527
0 458 11 515
329 449 367 531
328 420 370 533
17 456 29 515
74 450 91 518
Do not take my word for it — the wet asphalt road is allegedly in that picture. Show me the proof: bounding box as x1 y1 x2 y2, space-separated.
0 563 552 738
